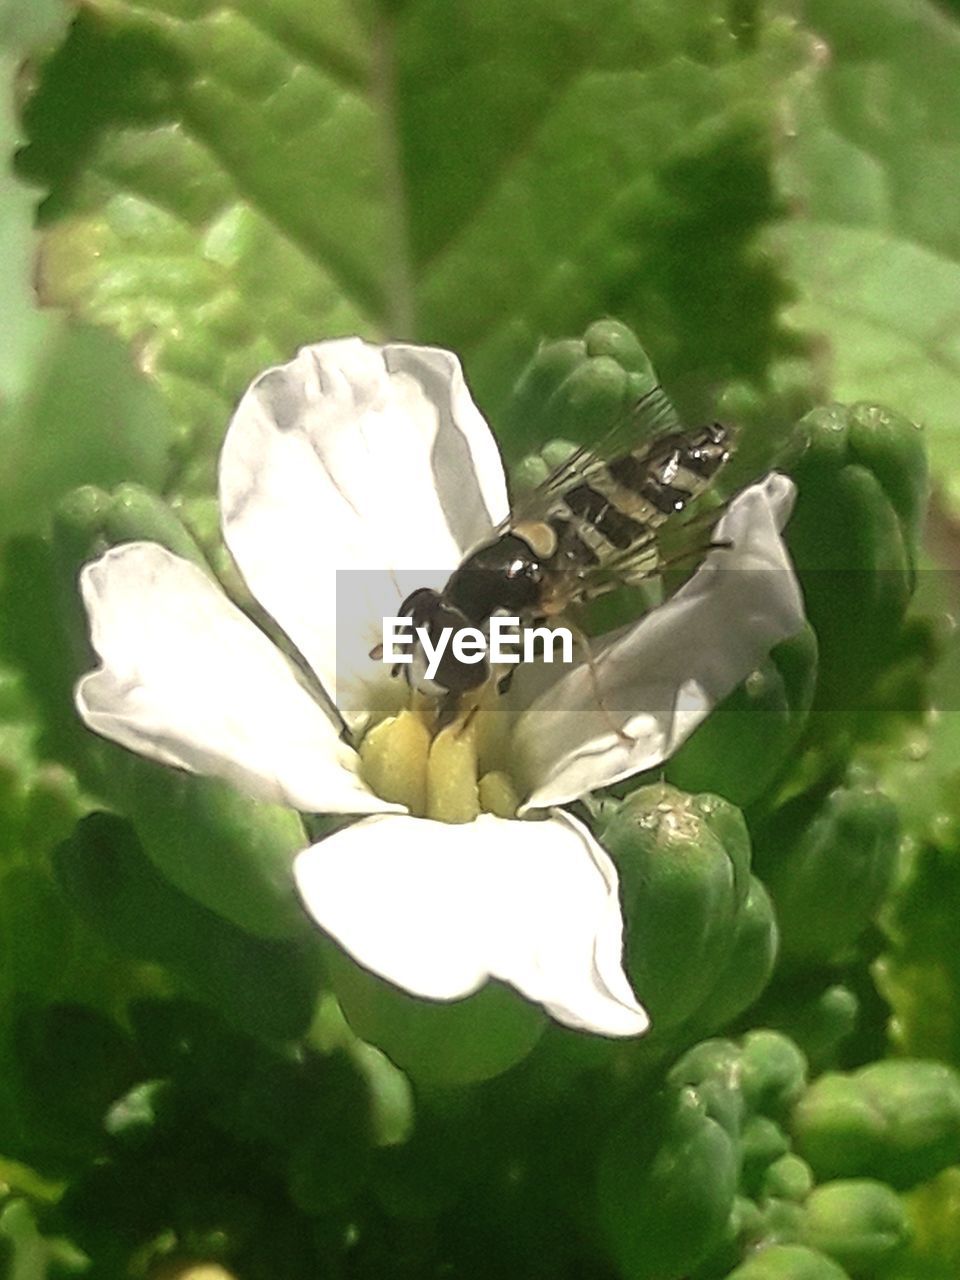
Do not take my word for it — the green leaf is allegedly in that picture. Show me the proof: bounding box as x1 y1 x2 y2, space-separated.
773 0 960 509
18 0 808 492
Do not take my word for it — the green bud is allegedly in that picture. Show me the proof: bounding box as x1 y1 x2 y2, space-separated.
99 483 208 568
778 403 927 707
742 1116 792 1195
325 943 545 1088
692 1196 766 1279
499 321 658 460
762 1199 809 1247
780 404 927 562
670 1037 742 1085
600 785 752 1032
741 1031 809 1120
52 483 207 591
792 1060 960 1189
511 451 552 494
501 338 587 449
50 485 113 583
669 1039 746 1139
726 1244 852 1280
866 611 951 730
736 1195 768 1241
583 319 657 375
54 813 319 1041
597 1085 738 1280
666 626 818 808
801 1180 909 1276
691 878 779 1038
845 406 928 551
763 985 859 1075
544 355 632 445
763 1155 815 1204
759 782 899 968
110 752 309 941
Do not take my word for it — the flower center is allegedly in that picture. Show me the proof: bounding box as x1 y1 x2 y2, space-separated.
358 694 520 824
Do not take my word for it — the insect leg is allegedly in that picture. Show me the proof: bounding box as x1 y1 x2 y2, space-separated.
655 535 734 574
496 668 516 696
435 690 462 732
563 617 636 746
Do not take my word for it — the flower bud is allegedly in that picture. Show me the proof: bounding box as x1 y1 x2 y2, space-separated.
692 878 779 1037
324 944 545 1088
597 1085 738 1280
740 1031 809 1120
53 483 206 579
116 758 309 940
666 625 818 808
758 781 899 968
763 985 859 1075
763 1155 815 1204
600 785 752 1032
778 403 927 708
742 1115 792 1196
669 1039 746 1139
793 1060 960 1189
54 813 318 1040
801 1179 909 1277
726 1243 852 1279
499 321 658 460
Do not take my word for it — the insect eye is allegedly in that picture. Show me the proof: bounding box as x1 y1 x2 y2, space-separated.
509 558 541 582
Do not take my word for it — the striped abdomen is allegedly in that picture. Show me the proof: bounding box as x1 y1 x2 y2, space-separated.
549 423 731 567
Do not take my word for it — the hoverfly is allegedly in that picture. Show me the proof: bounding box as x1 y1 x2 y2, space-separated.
390 386 733 729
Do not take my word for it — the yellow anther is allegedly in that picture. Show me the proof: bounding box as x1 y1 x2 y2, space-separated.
359 709 431 815
478 771 520 819
426 717 480 824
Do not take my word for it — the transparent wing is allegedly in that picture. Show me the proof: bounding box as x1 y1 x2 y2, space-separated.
561 498 731 602
503 385 684 529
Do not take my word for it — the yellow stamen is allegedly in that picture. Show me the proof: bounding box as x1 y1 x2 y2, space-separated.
478 770 520 819
359 709 431 814
426 716 480 824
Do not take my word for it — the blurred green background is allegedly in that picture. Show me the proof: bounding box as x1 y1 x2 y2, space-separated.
5 1 960 1277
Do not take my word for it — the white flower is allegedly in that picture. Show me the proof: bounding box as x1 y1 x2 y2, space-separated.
75 339 805 1039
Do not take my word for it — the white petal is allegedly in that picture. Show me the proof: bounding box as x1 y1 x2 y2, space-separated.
513 474 805 811
294 809 648 1038
219 339 509 729
76 542 397 815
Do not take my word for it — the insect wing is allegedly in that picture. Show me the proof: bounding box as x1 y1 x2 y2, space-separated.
505 385 684 528
503 384 733 599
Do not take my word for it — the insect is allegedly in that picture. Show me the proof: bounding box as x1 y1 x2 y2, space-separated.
389 386 733 730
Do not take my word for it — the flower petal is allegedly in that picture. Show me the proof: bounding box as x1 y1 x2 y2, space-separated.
294 809 648 1037
512 474 805 811
219 339 509 729
76 541 396 815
